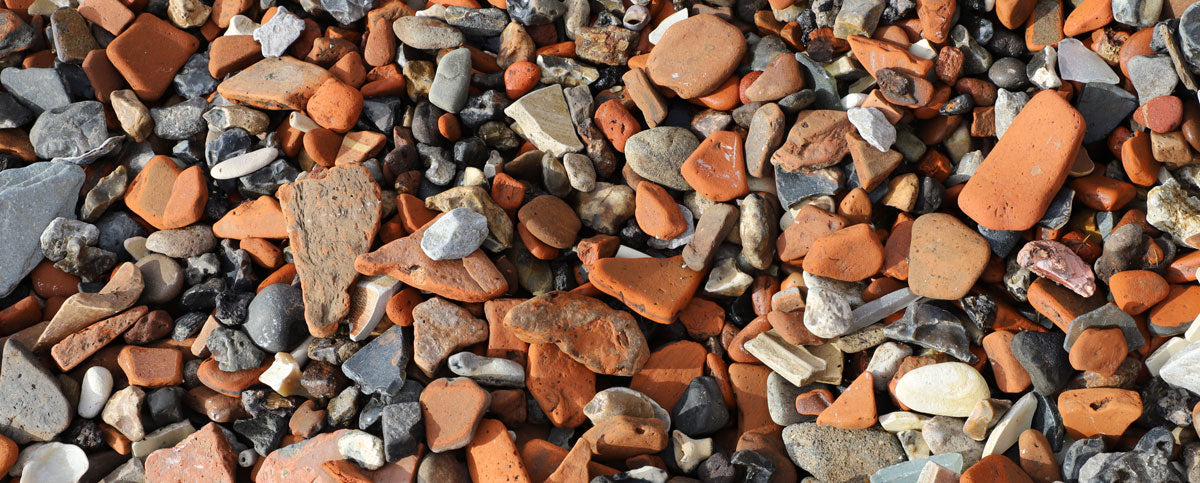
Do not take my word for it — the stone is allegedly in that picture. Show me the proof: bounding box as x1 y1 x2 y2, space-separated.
1076 83 1138 144
782 423 905 482
894 362 990 417
0 67 71 114
124 156 208 230
336 430 385 470
673 377 729 437
145 423 237 482
1058 388 1142 439
29 101 107 159
958 91 1084 231
216 57 333 111
1148 178 1200 248
145 226 215 258
36 262 143 351
356 217 508 303
1017 240 1096 297
1129 55 1178 103
503 85 583 157
430 48 472 114
519 195 581 249
420 378 489 452
421 207 489 261
278 164 381 337
645 15 745 98
211 148 278 180
342 325 410 396
16 442 87 483
426 186 514 251
503 291 648 376
78 366 113 419
206 326 265 372
245 283 304 352
771 110 853 172
624 127 699 191
1160 342 1200 394
848 107 896 152
0 340 70 444
981 392 1036 457
448 352 525 387
107 13 199 101
1113 0 1162 26
923 416 984 468
907 213 990 300
412 297 488 377
1058 38 1119 84
1011 330 1072 395
588 255 705 324
382 402 423 461
253 6 303 57
136 254 183 305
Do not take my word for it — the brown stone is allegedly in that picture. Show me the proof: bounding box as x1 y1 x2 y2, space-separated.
770 110 853 172
1018 429 1061 483
816 370 876 429
144 423 237 483
645 15 746 98
50 305 147 371
503 291 648 376
125 155 208 230
517 195 581 249
278 163 381 337
629 340 706 411
1058 388 1142 439
421 377 491 452
256 429 353 483
907 213 991 300
527 343 595 428
105 13 198 101
412 297 489 377
117 346 183 387
982 330 1032 393
466 419 533 482
588 255 705 324
216 56 333 110
803 223 884 282
581 415 668 459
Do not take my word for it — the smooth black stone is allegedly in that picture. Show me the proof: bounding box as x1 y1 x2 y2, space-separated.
232 414 288 456
673 376 730 437
1011 331 1072 395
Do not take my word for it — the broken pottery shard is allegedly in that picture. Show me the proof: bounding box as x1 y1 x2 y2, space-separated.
278 163 382 337
502 84 583 156
355 218 508 303
216 57 333 111
502 291 650 376
0 340 71 444
770 110 853 172
1016 240 1097 297
35 261 144 351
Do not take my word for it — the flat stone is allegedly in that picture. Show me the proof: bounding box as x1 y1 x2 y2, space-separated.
448 352 525 387
420 378 490 452
278 163 381 337
624 126 700 190
1075 82 1137 144
35 262 143 350
392 16 464 49
0 340 71 444
0 67 71 114
29 100 107 160
412 297 488 377
145 422 238 483
645 15 746 98
771 110 853 172
502 291 649 376
216 57 333 111
1011 330 1072 395
355 216 508 303
782 423 906 482
429 48 472 114
420 207 489 261
252 6 303 57
503 85 583 156
342 325 411 396
908 213 990 300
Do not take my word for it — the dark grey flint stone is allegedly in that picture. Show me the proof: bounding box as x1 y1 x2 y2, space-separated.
775 164 843 209
246 283 306 352
29 100 108 159
673 376 730 437
342 325 412 396
1063 303 1146 352
507 0 567 25
206 326 267 372
1011 330 1072 395
444 6 509 36
1075 82 1137 144
0 161 86 297
382 402 424 462
172 53 219 99
0 67 70 114
232 413 288 456
795 53 841 110
0 92 33 128
0 339 72 444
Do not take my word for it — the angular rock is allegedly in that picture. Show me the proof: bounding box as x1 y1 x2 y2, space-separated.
503 291 649 376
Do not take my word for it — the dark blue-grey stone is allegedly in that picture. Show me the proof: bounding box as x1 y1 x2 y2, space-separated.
1011 330 1072 395
1063 437 1106 480
460 90 509 128
206 128 253 167
673 376 729 437
238 159 298 198
232 414 288 456
0 92 33 129
172 53 218 99
181 277 227 311
883 300 976 363
0 162 85 297
206 326 266 372
1076 82 1137 144
219 239 256 292
1038 187 1074 231
30 100 108 159
171 311 208 341
214 290 254 326
444 6 508 36
246 283 305 352
382 402 423 462
0 67 69 114
507 0 566 25
795 53 841 110
978 226 1023 258
342 326 411 396
146 387 185 427
775 164 842 209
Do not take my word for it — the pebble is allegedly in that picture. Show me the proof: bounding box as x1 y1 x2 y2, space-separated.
895 362 990 417
420 207 489 260
1058 38 1120 84
0 67 71 114
502 85 583 157
448 352 525 387
17 442 87 483
78 366 113 419
253 6 303 58
782 423 906 482
848 107 896 152
646 15 745 98
1011 331 1072 395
